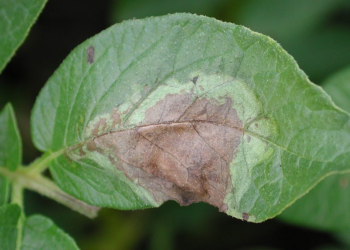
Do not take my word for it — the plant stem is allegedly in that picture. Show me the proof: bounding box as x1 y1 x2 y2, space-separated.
0 167 100 219
24 149 65 174
11 182 24 208
11 182 24 250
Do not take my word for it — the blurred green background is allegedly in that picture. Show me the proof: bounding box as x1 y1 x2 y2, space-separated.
1 0 350 249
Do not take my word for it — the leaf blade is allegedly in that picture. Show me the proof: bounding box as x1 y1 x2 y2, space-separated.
21 215 79 250
0 103 22 171
0 0 47 73
0 204 21 250
0 205 80 250
31 13 350 222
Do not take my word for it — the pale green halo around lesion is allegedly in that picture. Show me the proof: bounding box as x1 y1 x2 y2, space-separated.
81 72 278 222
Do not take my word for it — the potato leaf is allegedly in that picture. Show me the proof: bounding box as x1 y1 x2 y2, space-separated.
0 204 21 250
0 204 79 250
0 103 22 171
0 0 47 73
236 0 350 81
21 215 79 250
31 13 350 222
111 0 228 23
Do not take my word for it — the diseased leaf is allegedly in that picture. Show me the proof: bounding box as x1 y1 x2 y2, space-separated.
21 215 79 250
31 13 350 222
0 0 47 73
279 65 350 231
0 103 22 171
0 204 21 250
86 89 243 210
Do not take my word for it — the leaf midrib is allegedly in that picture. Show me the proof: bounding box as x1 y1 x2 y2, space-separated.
50 117 333 166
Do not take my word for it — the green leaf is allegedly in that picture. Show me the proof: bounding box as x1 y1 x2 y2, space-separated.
21 215 79 250
0 103 22 171
323 65 350 113
237 0 340 42
334 229 350 248
0 104 21 208
31 13 350 222
279 65 350 231
0 0 47 73
110 0 229 23
0 204 79 250
0 204 21 250
279 174 350 231
236 0 350 81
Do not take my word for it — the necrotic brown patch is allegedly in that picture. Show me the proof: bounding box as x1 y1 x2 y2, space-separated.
242 212 249 221
84 93 243 210
87 46 95 64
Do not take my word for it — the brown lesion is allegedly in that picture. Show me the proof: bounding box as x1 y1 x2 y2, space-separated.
90 118 107 137
87 46 95 64
82 93 244 211
88 109 122 138
242 212 249 221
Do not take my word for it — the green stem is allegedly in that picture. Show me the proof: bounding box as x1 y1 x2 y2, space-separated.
24 149 65 174
0 167 99 219
15 214 24 250
11 182 24 250
11 182 24 208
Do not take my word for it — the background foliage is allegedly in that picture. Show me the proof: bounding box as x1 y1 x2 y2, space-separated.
1 0 350 249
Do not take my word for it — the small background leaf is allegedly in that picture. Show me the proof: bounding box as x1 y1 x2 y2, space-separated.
21 215 79 250
0 103 22 171
0 204 79 250
0 104 22 248
279 65 350 231
110 0 229 23
334 229 350 248
0 204 21 250
323 65 350 111
235 0 350 83
0 0 47 73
